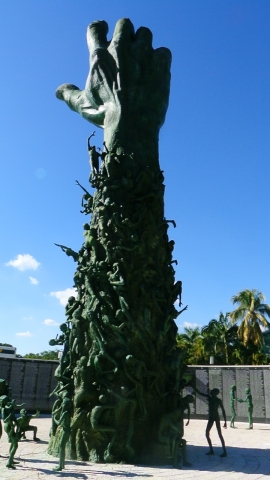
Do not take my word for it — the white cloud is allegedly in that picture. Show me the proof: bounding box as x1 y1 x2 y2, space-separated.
22 316 33 321
44 319 60 327
50 288 77 306
29 276 39 285
16 331 33 337
6 254 40 271
183 322 200 329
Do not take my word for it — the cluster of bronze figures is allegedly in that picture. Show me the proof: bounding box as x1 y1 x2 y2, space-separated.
230 385 253 429
0 379 40 469
47 133 189 469
0 375 255 470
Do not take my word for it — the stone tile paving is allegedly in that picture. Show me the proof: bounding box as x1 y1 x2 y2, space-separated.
0 418 270 479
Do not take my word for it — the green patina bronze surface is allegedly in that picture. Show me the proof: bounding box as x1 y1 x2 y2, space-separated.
230 385 237 428
237 388 253 429
193 386 227 457
0 385 26 469
48 18 188 466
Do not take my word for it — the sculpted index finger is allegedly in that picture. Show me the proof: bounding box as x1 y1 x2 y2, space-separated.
87 20 109 54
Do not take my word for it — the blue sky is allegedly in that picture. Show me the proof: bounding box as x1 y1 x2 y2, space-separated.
0 0 269 355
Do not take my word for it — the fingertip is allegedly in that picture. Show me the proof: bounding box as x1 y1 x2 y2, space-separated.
112 18 135 43
154 47 172 67
87 20 109 50
135 27 153 47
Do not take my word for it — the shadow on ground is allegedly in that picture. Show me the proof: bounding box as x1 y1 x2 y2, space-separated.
13 444 270 478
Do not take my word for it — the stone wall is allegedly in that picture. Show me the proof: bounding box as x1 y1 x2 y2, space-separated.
0 357 58 412
184 365 270 423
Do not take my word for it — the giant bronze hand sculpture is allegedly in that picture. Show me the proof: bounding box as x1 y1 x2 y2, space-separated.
56 19 171 166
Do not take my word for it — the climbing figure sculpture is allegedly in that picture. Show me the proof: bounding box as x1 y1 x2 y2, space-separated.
88 132 100 176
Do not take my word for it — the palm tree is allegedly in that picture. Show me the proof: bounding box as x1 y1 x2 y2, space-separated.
177 326 204 364
201 312 238 364
229 289 270 346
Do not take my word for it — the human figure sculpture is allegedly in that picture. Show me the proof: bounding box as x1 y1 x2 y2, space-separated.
0 396 20 469
83 224 98 262
90 394 116 462
73 356 96 407
54 243 79 262
230 385 237 428
107 264 133 321
158 407 190 468
53 397 73 471
180 394 195 428
49 323 70 350
65 296 78 323
237 388 253 429
75 179 94 215
88 132 100 175
49 323 70 374
124 354 148 419
193 386 227 457
107 386 137 457
17 408 40 441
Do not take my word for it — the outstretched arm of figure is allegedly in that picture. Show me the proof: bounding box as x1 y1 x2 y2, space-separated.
88 132 96 149
174 305 188 318
75 180 93 198
178 305 188 314
192 386 209 398
166 219 176 228
15 402 26 409
103 141 109 153
220 401 227 427
185 405 191 427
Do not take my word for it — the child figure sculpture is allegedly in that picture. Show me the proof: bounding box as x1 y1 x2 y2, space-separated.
230 385 237 428
237 388 253 429
53 397 73 471
0 396 19 469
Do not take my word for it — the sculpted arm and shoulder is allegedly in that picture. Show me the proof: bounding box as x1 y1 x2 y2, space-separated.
193 386 209 399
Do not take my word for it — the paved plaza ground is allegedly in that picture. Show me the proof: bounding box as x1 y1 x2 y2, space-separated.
0 417 270 479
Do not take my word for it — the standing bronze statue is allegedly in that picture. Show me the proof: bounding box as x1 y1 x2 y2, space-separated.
193 387 227 457
237 388 253 429
49 18 188 465
230 385 237 428
53 397 73 471
0 396 20 469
